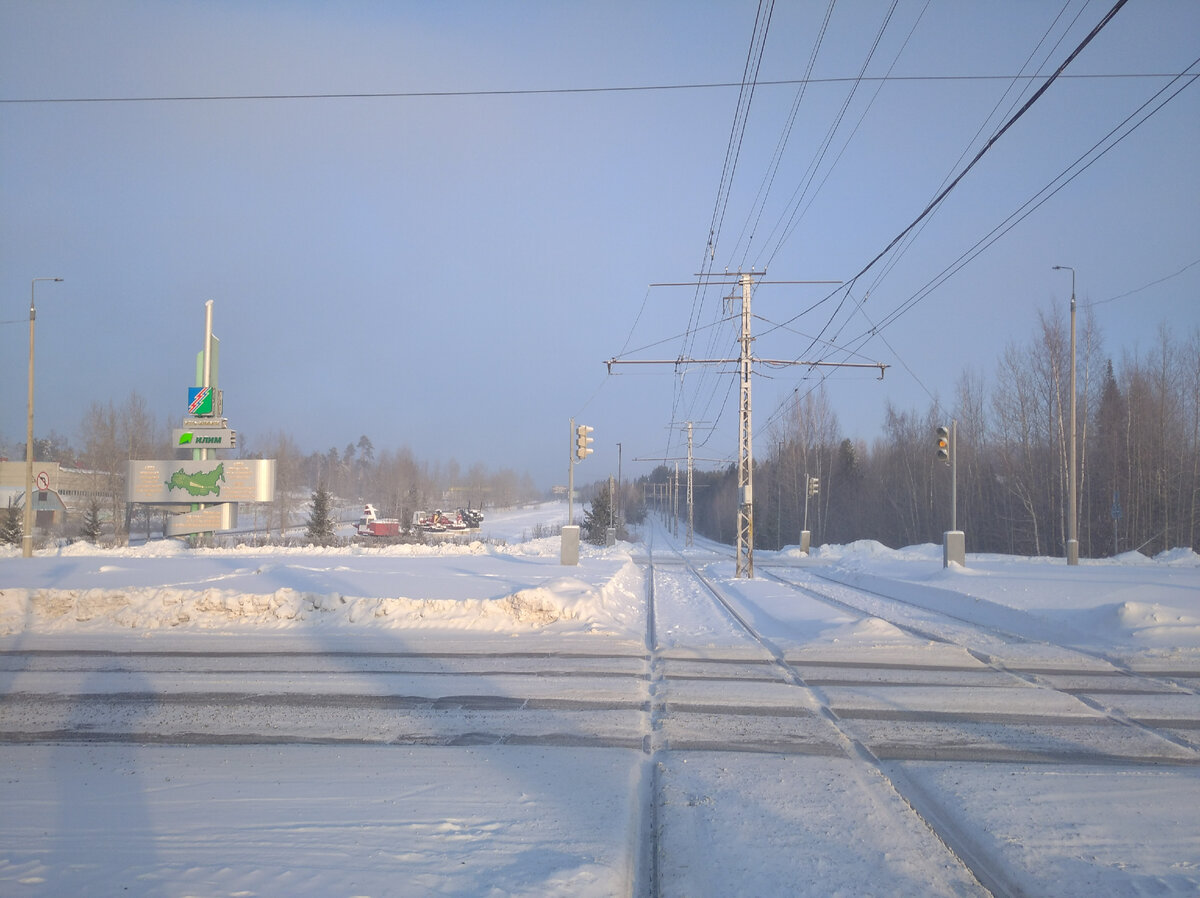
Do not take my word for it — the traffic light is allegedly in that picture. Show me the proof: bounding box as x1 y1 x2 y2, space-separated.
575 424 594 460
807 476 820 497
936 425 950 461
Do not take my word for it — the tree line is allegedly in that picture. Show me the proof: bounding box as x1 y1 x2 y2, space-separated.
640 313 1200 557
3 410 541 543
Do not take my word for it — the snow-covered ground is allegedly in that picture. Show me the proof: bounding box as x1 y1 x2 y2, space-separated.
2 502 1199 896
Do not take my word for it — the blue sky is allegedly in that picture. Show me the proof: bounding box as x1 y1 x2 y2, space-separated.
2 1 1197 490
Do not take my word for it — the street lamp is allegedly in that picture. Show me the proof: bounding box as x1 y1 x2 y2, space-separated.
23 277 63 558
1053 265 1078 566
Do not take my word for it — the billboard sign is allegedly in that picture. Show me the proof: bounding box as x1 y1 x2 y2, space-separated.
127 459 276 504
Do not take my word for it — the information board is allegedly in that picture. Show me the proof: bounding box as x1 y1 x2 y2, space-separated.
126 459 276 504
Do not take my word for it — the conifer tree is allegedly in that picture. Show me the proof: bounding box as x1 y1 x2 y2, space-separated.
0 503 21 546
582 482 624 545
80 498 104 543
306 484 336 545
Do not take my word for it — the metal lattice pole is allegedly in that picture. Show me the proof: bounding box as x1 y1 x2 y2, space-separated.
686 422 694 547
736 272 754 578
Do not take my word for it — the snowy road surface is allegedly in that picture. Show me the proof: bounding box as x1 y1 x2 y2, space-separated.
2 504 1199 896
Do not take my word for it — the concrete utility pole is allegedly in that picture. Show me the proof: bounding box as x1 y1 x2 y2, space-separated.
567 417 576 525
616 442 622 525
24 277 63 558
1054 265 1079 566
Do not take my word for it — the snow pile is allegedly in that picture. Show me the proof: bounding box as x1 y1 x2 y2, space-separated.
0 554 645 636
805 540 1200 657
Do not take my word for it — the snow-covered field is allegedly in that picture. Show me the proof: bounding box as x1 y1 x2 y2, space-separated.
2 502 1199 896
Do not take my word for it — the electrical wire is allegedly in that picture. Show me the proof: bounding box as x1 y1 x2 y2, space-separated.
756 0 902 273
727 0 837 269
3 74 1176 105
858 0 1083 306
761 0 1132 360
838 55 1200 348
1088 257 1200 307
670 1 776 461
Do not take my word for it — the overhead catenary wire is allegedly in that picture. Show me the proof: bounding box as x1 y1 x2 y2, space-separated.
761 0 1133 364
855 0 1084 306
756 54 1200 444
751 0 1176 452
839 0 1131 298
834 55 1200 351
727 0 838 270
758 53 1200 440
755 0 905 273
671 0 776 463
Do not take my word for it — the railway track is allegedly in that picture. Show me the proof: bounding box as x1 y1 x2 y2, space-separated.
640 518 1200 898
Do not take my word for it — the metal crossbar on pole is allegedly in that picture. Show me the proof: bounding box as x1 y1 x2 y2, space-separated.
606 272 883 578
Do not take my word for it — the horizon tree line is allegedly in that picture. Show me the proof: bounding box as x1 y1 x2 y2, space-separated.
3 414 541 543
630 311 1199 558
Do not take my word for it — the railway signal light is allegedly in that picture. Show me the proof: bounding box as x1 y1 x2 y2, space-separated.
807 476 820 497
575 424 594 460
936 425 950 461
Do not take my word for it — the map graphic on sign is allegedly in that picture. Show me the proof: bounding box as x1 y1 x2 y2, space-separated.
165 463 225 497
188 386 214 416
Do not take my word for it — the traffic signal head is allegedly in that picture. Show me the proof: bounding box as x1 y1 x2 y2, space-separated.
935 425 950 461
808 476 820 497
575 424 594 460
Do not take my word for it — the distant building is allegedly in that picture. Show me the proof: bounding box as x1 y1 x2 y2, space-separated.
0 460 110 534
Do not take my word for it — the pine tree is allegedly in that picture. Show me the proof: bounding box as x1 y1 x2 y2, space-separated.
80 498 104 543
0 503 22 546
306 485 336 545
582 482 623 545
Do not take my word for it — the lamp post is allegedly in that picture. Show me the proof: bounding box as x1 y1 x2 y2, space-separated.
615 441 622 525
23 277 63 558
1053 265 1078 566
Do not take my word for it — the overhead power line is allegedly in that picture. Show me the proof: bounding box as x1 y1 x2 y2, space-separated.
835 0 1132 300
765 0 1134 354
0 72 1177 105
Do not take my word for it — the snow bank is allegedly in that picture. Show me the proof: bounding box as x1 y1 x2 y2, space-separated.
0 560 644 637
0 499 649 638
806 540 1200 658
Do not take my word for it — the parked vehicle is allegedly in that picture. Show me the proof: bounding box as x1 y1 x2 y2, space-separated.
413 507 484 534
354 504 401 538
